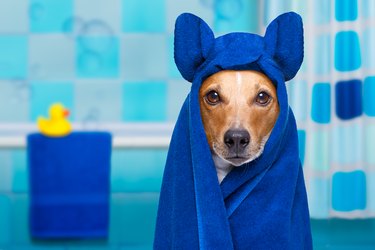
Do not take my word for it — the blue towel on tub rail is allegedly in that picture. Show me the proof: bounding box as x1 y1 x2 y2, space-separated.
154 12 313 249
27 132 111 239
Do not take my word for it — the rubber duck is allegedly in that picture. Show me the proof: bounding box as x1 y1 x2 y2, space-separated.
37 103 72 137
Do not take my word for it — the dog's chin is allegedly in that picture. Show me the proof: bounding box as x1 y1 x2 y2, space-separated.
213 145 265 167
225 157 250 167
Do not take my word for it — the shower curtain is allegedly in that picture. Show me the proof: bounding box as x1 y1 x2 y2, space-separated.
261 0 375 218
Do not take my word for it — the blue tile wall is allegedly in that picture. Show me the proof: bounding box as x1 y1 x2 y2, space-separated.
122 0 166 33
75 80 122 122
0 194 11 245
30 0 74 33
335 79 363 120
332 171 366 212
0 0 28 33
10 194 31 245
110 193 159 246
335 31 361 72
214 0 259 33
75 0 122 34
122 81 167 122
0 80 29 122
335 0 358 21
311 83 331 124
0 150 12 192
167 80 191 121
168 35 182 79
30 81 74 121
11 150 28 193
0 36 28 78
121 34 168 81
29 35 75 80
111 149 167 192
76 36 120 78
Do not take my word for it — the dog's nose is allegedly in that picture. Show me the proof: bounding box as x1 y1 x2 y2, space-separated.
224 129 250 151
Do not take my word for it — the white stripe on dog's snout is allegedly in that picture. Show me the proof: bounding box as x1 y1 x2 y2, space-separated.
234 72 243 128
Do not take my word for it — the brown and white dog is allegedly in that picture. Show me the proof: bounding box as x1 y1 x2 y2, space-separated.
199 70 280 183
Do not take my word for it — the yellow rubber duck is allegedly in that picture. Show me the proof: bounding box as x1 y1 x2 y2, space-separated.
37 103 72 137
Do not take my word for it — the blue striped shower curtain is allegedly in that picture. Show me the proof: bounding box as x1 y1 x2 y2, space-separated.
262 0 375 218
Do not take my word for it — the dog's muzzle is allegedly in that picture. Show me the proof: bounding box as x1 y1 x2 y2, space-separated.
224 129 250 156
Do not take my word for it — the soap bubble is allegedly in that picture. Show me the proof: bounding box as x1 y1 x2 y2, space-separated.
80 19 113 37
78 19 115 53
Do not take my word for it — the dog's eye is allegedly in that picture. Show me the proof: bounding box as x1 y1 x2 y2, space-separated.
205 91 221 105
256 92 271 105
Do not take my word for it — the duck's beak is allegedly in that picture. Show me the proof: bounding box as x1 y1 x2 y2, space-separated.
63 109 70 117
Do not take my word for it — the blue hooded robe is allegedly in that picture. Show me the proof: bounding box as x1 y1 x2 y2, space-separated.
154 12 313 249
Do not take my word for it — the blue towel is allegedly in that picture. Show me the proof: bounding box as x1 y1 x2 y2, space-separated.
27 132 111 239
154 12 313 249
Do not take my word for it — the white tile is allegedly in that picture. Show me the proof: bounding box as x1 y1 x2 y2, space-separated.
167 80 190 121
75 80 122 122
28 34 75 80
121 34 168 81
0 0 29 33
0 80 29 122
74 0 122 35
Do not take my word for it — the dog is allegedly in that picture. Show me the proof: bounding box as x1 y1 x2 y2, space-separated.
199 70 280 183
155 13 312 249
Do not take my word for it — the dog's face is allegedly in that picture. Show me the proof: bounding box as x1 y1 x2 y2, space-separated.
199 70 279 167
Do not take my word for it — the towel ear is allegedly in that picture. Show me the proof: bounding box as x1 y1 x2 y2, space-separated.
174 13 215 82
264 12 304 81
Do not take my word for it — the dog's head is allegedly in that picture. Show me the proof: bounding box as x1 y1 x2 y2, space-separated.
199 70 279 166
173 12 303 167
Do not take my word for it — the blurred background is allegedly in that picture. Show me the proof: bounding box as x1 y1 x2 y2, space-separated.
0 0 375 249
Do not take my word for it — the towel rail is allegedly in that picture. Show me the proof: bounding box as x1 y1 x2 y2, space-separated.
0 136 171 149
0 123 173 149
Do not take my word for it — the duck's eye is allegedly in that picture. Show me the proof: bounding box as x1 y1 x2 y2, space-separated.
255 91 271 106
205 90 221 105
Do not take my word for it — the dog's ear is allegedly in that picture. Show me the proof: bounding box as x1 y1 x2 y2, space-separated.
264 12 304 81
174 13 215 82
